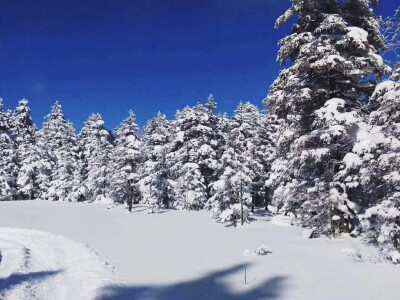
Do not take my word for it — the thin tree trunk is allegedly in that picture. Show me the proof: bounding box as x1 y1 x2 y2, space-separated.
128 186 133 212
240 180 244 226
264 186 269 211
251 192 254 213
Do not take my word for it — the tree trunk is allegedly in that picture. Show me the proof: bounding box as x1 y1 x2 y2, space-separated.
240 181 244 226
264 186 269 211
128 186 133 212
251 192 255 213
163 192 169 209
128 199 132 212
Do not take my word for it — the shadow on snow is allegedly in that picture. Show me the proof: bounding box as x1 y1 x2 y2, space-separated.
99 263 288 300
0 270 63 293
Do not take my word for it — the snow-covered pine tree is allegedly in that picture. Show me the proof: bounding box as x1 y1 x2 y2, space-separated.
35 138 53 200
109 110 141 210
264 0 388 235
77 113 113 202
0 98 18 201
168 101 219 210
139 112 172 211
215 112 230 144
254 113 280 211
202 96 222 199
71 150 88 202
205 94 217 116
13 99 40 200
208 102 269 222
354 65 400 262
38 101 79 201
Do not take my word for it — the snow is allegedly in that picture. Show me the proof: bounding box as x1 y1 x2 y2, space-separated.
374 80 395 95
0 227 119 299
351 122 386 154
92 195 115 207
269 215 293 227
346 27 368 43
315 98 360 126
219 204 249 223
211 179 226 191
153 145 163 154
255 245 270 256
343 153 362 169
368 53 384 67
199 144 212 155
176 131 184 142
0 200 400 300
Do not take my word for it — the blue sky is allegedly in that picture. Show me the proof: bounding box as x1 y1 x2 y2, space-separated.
0 0 397 131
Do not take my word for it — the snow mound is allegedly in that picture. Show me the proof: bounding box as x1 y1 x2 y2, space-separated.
0 227 121 299
243 245 271 257
92 195 116 208
219 204 249 224
255 245 271 256
341 247 357 254
269 215 293 227
242 249 251 257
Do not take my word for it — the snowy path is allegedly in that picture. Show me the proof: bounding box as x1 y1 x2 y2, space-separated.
0 228 120 300
0 200 399 299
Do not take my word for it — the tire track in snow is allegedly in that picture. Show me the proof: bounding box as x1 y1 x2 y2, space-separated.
0 228 123 300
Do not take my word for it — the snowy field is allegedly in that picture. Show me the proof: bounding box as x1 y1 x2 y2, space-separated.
0 200 399 300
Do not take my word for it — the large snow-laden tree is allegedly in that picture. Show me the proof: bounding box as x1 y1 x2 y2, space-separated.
109 111 141 211
167 102 219 210
346 66 400 263
13 99 41 200
37 101 79 201
264 0 389 235
0 99 18 201
139 112 172 211
76 113 113 202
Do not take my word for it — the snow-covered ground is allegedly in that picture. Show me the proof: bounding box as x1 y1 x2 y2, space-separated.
0 200 399 299
0 228 120 300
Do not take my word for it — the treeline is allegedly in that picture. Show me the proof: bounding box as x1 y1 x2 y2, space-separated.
0 97 277 213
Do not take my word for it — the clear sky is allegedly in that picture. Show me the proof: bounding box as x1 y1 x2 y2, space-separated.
0 0 397 131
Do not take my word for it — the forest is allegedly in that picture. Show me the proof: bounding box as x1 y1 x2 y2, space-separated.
1 0 400 264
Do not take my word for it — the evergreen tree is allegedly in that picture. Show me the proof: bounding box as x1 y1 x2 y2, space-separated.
206 94 217 115
110 111 141 210
208 102 265 220
168 102 219 210
77 114 113 201
38 101 79 201
139 112 172 211
353 67 400 262
0 99 18 200
264 0 388 235
13 99 40 200
254 114 280 211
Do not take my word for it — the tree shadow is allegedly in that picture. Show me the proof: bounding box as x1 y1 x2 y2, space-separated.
0 270 63 293
128 205 150 213
251 209 274 222
152 210 168 214
99 263 288 300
